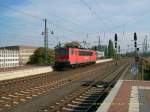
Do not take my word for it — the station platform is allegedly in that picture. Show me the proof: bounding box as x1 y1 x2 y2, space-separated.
0 59 113 81
97 80 150 112
0 66 53 81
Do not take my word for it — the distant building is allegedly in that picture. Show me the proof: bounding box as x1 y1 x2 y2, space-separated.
0 48 19 68
17 46 37 65
96 51 104 59
0 45 37 68
92 45 107 57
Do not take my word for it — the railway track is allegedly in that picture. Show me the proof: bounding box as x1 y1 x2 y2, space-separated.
0 63 109 96
0 61 117 112
38 63 129 112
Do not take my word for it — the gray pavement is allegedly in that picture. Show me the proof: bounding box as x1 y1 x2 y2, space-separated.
139 89 150 112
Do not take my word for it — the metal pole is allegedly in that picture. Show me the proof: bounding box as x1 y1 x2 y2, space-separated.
44 18 48 64
98 35 101 51
142 64 144 80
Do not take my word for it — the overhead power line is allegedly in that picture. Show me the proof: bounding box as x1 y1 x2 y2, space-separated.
47 20 86 36
0 23 42 34
80 0 111 31
0 32 39 37
25 0 88 35
0 3 42 20
93 0 117 30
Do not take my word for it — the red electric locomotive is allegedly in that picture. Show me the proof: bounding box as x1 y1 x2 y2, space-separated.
55 47 96 69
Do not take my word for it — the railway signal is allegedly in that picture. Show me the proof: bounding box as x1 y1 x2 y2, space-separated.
115 33 118 41
134 41 137 48
134 33 137 41
134 32 137 50
114 33 118 49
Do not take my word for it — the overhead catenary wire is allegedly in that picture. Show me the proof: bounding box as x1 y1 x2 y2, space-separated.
0 21 41 31
0 1 94 38
94 1 114 23
24 0 88 36
0 1 101 47
0 3 42 20
0 1 110 39
0 32 40 37
80 0 111 32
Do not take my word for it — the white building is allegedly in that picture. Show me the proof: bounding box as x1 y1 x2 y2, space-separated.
0 45 37 68
0 49 19 68
96 51 105 59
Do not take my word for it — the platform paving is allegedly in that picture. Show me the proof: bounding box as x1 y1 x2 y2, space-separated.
97 80 150 112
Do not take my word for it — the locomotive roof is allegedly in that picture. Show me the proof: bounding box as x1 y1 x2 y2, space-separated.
56 47 95 51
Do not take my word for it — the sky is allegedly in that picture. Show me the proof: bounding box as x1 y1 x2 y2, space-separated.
0 0 150 53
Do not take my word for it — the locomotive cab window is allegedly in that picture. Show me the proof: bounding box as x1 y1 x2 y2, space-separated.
55 49 68 55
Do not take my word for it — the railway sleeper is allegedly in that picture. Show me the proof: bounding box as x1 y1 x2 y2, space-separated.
19 91 33 99
62 106 88 112
89 88 103 92
79 96 98 100
0 96 14 108
7 95 20 105
72 100 92 105
72 100 95 106
62 107 82 112
81 93 100 97
75 98 95 102
86 89 102 93
0 100 6 108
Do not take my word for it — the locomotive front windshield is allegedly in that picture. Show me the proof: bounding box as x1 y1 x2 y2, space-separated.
55 49 69 55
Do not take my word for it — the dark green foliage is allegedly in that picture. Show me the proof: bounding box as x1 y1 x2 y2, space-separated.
126 52 135 57
91 46 97 51
142 52 150 57
108 40 115 58
28 47 55 65
104 46 108 57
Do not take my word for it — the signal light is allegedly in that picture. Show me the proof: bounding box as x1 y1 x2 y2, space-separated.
115 33 118 41
134 32 137 41
115 42 117 49
134 41 137 48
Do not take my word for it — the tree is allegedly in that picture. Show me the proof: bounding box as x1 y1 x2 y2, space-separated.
64 41 80 48
126 52 135 57
91 45 97 51
28 47 55 65
104 46 108 57
108 40 115 58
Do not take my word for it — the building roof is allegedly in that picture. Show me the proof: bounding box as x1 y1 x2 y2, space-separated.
0 45 37 50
